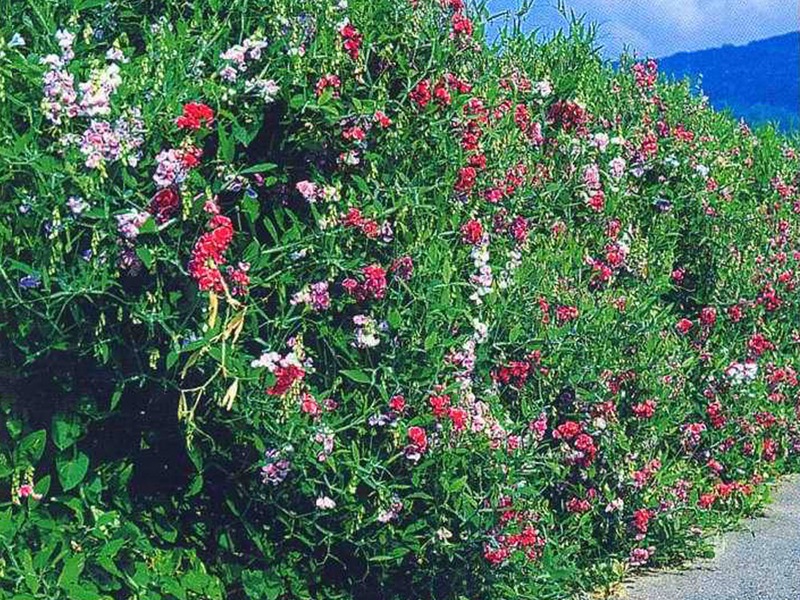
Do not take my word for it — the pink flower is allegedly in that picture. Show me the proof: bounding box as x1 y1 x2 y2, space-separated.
629 547 654 567
296 180 319 202
300 392 320 416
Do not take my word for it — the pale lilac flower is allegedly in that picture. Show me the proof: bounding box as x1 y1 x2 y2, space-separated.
105 47 125 62
261 448 291 486
55 29 75 60
67 196 89 214
314 431 335 461
220 66 238 82
377 496 403 523
309 281 331 310
245 78 280 103
153 149 188 187
609 156 627 178
591 132 610 152
115 210 150 240
291 281 331 311
41 64 78 124
78 63 122 116
725 361 758 384
8 33 25 48
353 315 380 348
79 120 121 168
583 163 601 190
220 45 247 66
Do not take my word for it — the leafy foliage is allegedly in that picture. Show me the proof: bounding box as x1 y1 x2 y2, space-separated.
0 1 799 599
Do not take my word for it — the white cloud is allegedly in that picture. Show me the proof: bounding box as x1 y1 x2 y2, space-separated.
490 0 797 57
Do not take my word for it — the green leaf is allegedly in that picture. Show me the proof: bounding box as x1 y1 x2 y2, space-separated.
52 416 82 451
241 162 277 174
0 452 12 478
57 452 89 491
15 430 46 465
242 570 282 600
110 384 124 411
341 369 372 384
137 216 157 235
57 554 85 589
136 247 154 269
241 195 260 223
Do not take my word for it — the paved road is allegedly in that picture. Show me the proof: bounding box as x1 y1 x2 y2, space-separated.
618 476 800 600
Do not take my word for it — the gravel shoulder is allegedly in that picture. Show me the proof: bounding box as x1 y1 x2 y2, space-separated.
616 475 800 600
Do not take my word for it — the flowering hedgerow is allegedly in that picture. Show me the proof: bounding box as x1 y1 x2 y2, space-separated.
1 1 799 599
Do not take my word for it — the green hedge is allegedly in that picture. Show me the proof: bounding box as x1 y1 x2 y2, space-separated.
1 1 799 598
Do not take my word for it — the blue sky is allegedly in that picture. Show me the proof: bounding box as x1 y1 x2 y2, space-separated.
485 0 798 58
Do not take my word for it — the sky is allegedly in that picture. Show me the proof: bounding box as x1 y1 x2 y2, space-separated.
486 0 798 58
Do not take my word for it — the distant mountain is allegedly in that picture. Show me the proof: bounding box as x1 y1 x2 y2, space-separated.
656 32 799 132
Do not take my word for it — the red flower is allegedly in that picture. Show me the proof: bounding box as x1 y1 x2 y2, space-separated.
389 394 406 413
409 80 432 108
675 318 693 335
433 81 452 106
632 508 653 534
748 332 774 357
429 393 451 418
460 218 484 245
342 125 366 142
188 214 238 294
454 167 478 194
315 74 341 98
698 493 717 509
148 187 181 224
448 406 468 431
566 497 591 513
699 306 717 327
556 305 579 324
339 23 363 60
451 12 473 37
407 426 428 453
373 110 392 128
553 421 582 440
267 364 305 396
300 392 320 416
176 102 214 130
362 264 388 300
390 256 414 281
632 399 657 420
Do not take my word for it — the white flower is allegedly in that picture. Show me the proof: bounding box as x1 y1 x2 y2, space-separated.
105 47 126 62
534 79 552 97
591 132 609 152
315 496 336 510
251 351 281 370
725 361 758 384
472 319 489 344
